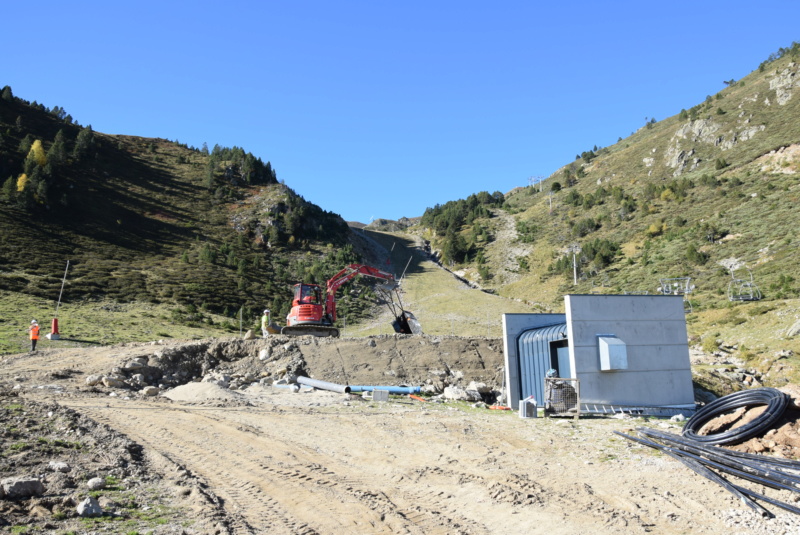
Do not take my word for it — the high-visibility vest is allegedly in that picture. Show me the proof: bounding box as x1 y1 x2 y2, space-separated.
30 325 39 340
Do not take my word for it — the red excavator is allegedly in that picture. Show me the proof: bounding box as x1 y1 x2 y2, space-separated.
281 263 421 337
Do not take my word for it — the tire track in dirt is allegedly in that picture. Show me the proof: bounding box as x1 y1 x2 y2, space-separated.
71 401 351 533
62 399 490 534
190 409 491 534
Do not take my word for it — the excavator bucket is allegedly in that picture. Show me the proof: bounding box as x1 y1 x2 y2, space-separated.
392 311 422 335
404 311 422 335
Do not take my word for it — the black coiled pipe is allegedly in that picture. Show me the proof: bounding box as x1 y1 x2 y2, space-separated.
682 387 789 445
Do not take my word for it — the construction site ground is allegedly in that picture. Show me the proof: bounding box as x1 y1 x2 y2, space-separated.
3 336 800 535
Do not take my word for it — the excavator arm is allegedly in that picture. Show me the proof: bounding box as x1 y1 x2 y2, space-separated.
326 264 397 295
324 264 398 323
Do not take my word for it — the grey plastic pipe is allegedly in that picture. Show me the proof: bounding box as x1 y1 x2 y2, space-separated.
296 376 351 394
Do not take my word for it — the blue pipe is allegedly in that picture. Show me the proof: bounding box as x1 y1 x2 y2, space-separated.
348 385 421 394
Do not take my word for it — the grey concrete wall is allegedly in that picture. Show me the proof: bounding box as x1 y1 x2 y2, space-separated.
502 313 566 409
565 294 694 408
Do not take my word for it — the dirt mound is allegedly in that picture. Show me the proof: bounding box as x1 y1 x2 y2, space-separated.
84 334 506 401
163 381 244 402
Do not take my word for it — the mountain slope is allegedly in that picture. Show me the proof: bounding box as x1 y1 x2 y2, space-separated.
410 47 800 385
0 90 378 351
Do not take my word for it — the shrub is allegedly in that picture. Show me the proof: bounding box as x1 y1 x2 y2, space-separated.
646 222 665 237
572 217 598 237
686 244 708 265
701 336 719 354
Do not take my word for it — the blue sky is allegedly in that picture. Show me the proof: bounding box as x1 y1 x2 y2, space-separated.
4 1 799 222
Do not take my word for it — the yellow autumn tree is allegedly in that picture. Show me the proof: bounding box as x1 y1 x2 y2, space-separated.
28 139 48 166
16 173 28 192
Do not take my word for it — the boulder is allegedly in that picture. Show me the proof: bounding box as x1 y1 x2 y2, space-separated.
243 329 256 340
467 381 491 394
85 374 103 386
97 496 117 509
48 461 71 473
444 386 469 401
142 386 160 396
787 321 800 338
87 477 105 491
421 383 440 395
129 373 146 388
77 496 103 517
102 376 125 388
464 389 483 402
202 373 230 388
2 477 46 499
780 384 800 409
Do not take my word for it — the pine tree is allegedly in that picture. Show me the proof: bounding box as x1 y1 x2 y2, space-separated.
1 85 12 101
30 167 48 204
73 125 94 159
2 176 16 201
47 133 67 166
18 134 34 155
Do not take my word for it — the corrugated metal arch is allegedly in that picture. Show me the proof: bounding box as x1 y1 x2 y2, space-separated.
517 323 568 404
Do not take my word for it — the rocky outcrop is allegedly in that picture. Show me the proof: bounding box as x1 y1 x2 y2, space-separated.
768 62 800 105
664 146 699 176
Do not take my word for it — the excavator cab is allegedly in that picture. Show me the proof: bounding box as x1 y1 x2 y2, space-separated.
285 283 326 328
295 284 321 306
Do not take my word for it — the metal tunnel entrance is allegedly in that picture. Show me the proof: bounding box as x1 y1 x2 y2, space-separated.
517 323 569 404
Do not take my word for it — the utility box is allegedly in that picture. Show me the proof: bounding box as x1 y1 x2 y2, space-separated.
519 398 538 418
598 335 627 371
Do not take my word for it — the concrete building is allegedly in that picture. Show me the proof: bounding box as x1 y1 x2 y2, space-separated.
503 294 695 412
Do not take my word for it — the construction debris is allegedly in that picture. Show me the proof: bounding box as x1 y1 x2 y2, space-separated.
618 387 800 517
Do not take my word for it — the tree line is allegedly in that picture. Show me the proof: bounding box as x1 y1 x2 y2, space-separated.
420 191 504 265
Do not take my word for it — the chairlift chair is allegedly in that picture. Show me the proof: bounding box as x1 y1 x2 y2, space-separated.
727 267 762 302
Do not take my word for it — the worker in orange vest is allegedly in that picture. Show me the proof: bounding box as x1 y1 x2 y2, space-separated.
27 320 39 352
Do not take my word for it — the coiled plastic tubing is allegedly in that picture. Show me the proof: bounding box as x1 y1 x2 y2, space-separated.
682 387 789 445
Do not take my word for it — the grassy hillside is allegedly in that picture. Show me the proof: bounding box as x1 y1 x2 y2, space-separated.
411 45 800 385
345 229 533 338
0 89 386 352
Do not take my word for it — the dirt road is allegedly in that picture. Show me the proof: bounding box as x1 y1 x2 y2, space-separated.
3 339 799 534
